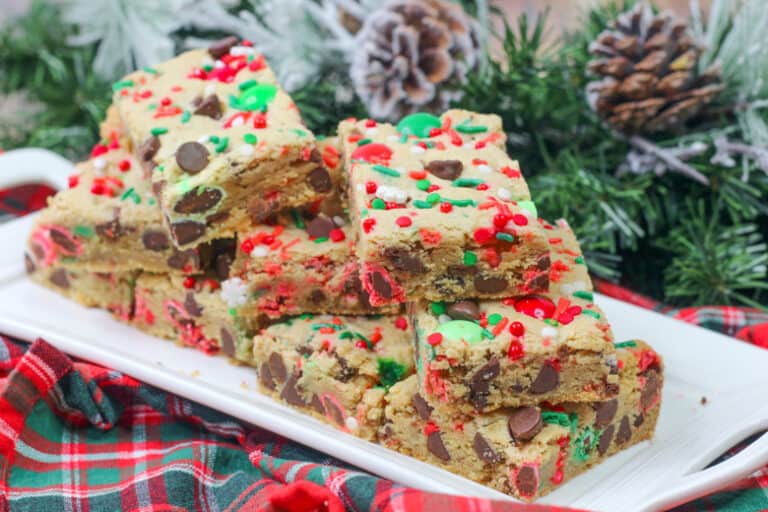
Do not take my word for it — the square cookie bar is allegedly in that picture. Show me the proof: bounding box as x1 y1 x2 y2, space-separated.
250 314 414 440
27 144 214 275
338 110 551 306
413 219 617 414
379 341 663 501
133 273 249 356
113 41 329 248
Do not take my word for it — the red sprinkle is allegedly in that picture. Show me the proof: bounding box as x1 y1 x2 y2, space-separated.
476 183 489 191
364 119 376 127
183 277 195 289
508 339 525 361
355 340 369 349
427 333 443 346
395 216 412 227
394 317 408 330
439 202 453 213
428 128 442 137
509 321 526 337
160 97 171 106
512 214 528 226
90 144 108 157
68 175 79 188
493 213 510 229
240 239 255 254
408 170 427 180
329 228 345 242
365 181 378 194
362 218 376 234
473 227 495 244
118 159 132 172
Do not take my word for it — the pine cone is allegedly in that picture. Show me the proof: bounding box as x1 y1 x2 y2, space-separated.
586 3 724 134
351 0 480 121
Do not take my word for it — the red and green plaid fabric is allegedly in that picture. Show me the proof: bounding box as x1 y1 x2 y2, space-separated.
1 184 767 511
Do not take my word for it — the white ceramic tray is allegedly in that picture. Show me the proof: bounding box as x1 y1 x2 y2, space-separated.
1 149 768 511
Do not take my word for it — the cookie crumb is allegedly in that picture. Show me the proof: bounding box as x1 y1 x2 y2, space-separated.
700 396 708 405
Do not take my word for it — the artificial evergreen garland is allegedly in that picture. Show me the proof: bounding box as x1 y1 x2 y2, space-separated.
0 0 766 309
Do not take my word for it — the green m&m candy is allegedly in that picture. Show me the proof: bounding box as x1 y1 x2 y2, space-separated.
436 320 485 345
397 112 442 138
232 83 277 111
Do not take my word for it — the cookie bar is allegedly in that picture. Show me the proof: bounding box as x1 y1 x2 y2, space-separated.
26 262 135 321
251 314 414 440
113 41 328 248
27 142 214 275
132 273 249 356
338 110 550 305
414 219 617 414
379 341 663 501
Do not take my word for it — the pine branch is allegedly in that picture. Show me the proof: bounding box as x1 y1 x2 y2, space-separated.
626 136 710 185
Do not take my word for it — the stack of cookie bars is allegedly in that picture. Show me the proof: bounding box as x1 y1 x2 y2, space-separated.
25 39 664 502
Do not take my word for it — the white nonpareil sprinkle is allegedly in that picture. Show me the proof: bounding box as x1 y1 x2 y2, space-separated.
220 278 249 308
230 116 245 128
250 245 269 258
438 314 452 324
355 183 365 193
333 216 346 226
365 127 378 136
345 417 359 431
214 60 225 69
229 46 255 56
201 57 214 68
497 187 512 201
410 145 426 154
92 158 106 171
196 135 209 144
375 185 409 204
541 326 559 339
387 134 400 142
463 142 474 149
203 84 216 97
239 144 254 156
477 164 492 173
560 280 587 296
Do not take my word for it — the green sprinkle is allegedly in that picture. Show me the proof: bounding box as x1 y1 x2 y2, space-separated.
209 135 220 144
487 313 502 325
573 426 599 463
339 331 353 339
357 138 372 146
314 237 329 243
413 200 433 209
542 411 572 428
581 309 601 320
243 133 258 144
73 225 94 238
228 308 236 316
299 313 314 320
155 165 164 173
291 209 305 229
495 232 515 242
615 340 637 349
291 128 308 137
176 179 192 194
453 178 484 187
377 358 409 388
142 67 158 74
150 127 168 136
371 198 386 209
147 103 157 111
575 256 585 264
416 179 431 191
181 110 191 123
481 328 495 340
120 187 141 204
455 124 488 134
443 198 476 207
573 290 594 301
311 322 341 331
148 198 156 206
426 192 441 204
215 136 229 153
430 302 446 315
203 64 214 72
372 164 401 177
463 251 477 265
239 80 257 90
112 80 134 92
517 200 537 217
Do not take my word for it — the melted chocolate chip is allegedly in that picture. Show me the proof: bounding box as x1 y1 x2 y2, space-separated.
247 197 281 223
426 159 463 180
616 415 631 445
50 229 77 253
474 275 508 294
95 217 125 241
370 270 393 300
536 254 551 270
142 230 169 251
426 431 450 461
515 466 538 497
473 433 501 463
310 394 325 415
215 253 233 280
445 300 480 321
166 249 199 270
176 142 210 174
594 399 619 428
193 94 222 120
469 358 500 409
309 289 326 304
138 136 161 171
50 268 69 289
507 406 543 442
382 247 425 273
411 393 433 420
174 187 222 215
219 328 235 357
171 221 207 245
640 369 660 410
31 242 44 261
324 398 345 426
24 254 35 274
259 362 275 390
268 352 287 383
305 215 335 238
634 414 645 428
336 356 357 382
307 167 332 192
598 425 615 455
184 293 203 317
280 372 305 406
208 36 239 59
529 363 559 394
526 272 549 292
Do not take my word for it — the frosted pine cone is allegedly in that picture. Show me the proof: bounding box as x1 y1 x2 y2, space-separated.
351 0 480 121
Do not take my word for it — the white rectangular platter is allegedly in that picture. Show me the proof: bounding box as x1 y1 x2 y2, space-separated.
1 212 767 512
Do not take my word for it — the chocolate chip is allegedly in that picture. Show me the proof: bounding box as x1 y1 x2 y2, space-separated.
95 218 125 240
175 188 222 215
138 136 161 171
336 356 357 382
268 352 287 382
634 414 645 428
305 215 335 238
411 393 433 420
529 363 559 394
171 221 207 245
469 358 500 409
446 300 480 321
259 362 275 390
310 394 325 415
474 275 508 294
206 210 229 226
370 270 393 300
616 415 631 444
507 406 543 442
280 372 305 406
208 36 239 59
167 249 199 270
184 293 203 317
382 247 425 273
50 268 69 289
640 369 660 410
594 399 618 428
142 230 169 251
219 328 235 357
515 466 538 498
324 398 345 426
31 242 44 261
307 166 332 192
426 431 450 461
309 289 326 303
426 159 463 180
152 180 166 199
24 254 35 274
193 94 222 120
50 229 77 253
296 345 314 358
598 425 615 455
248 197 281 223
473 433 501 463
176 142 210 174
525 272 549 292
215 253 233 280
536 254 551 270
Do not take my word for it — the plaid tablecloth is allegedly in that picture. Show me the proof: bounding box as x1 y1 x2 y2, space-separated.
1 184 767 512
